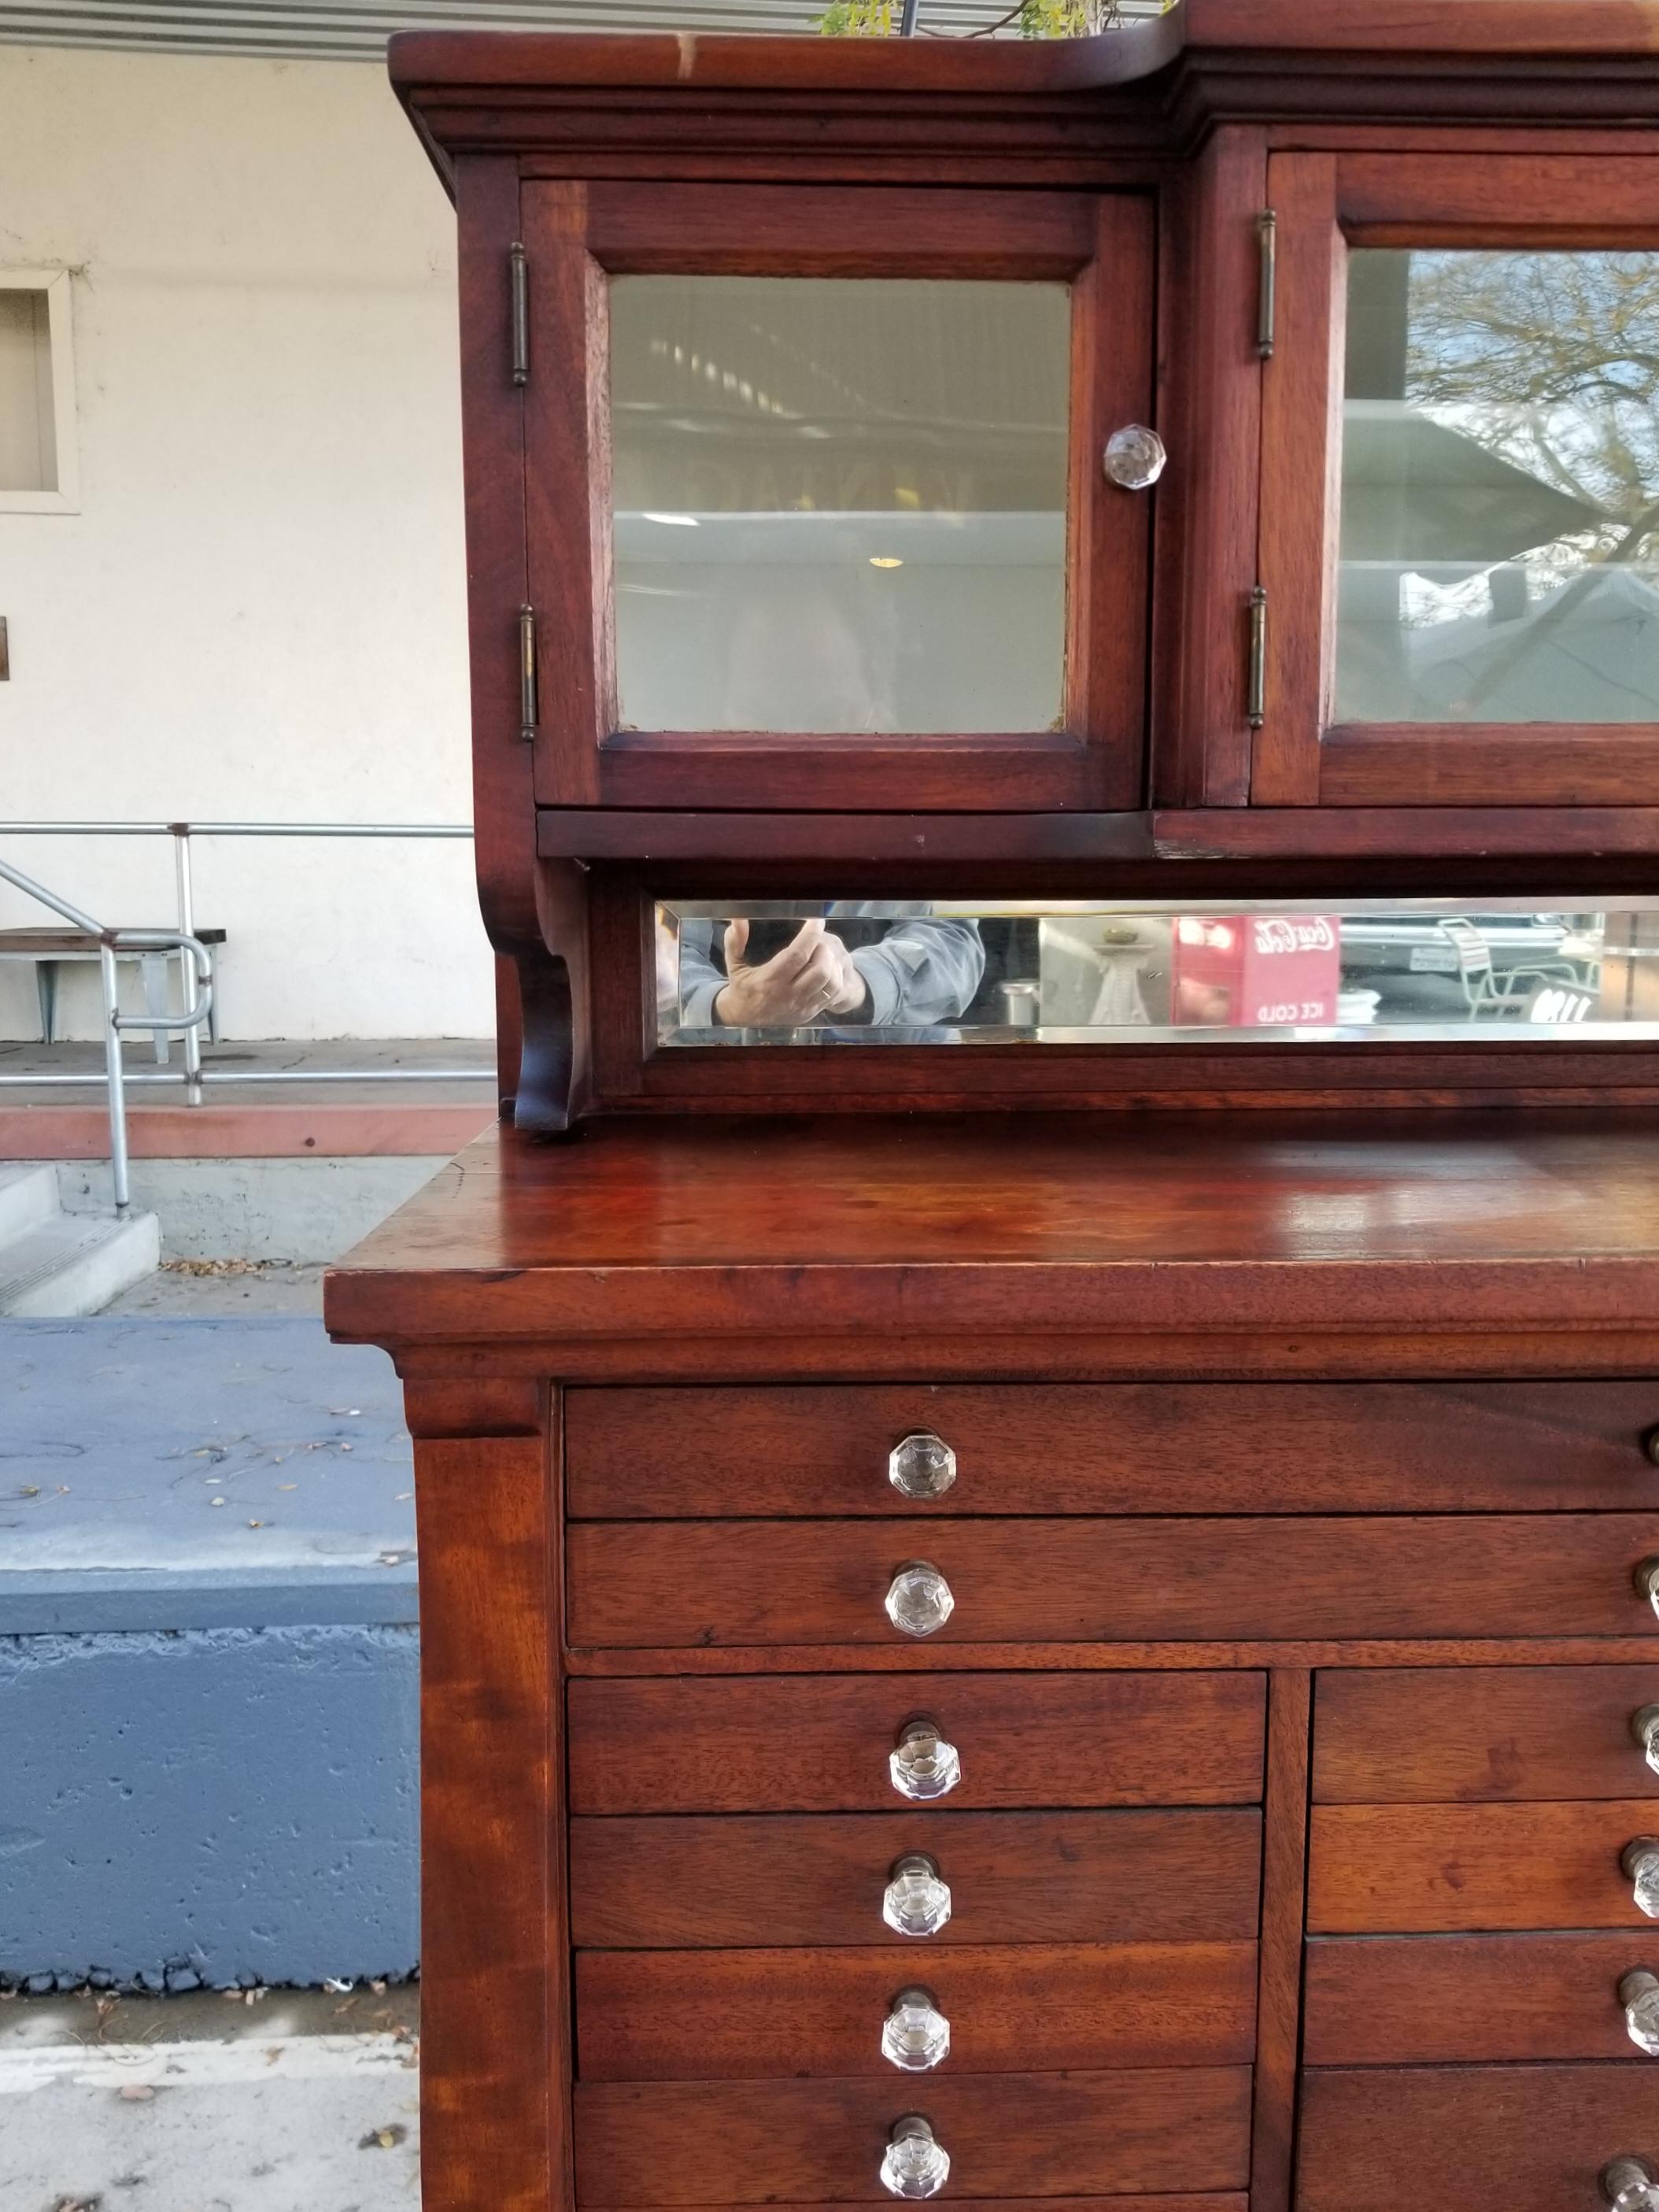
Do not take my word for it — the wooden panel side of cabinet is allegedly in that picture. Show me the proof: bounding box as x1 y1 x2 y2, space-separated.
412 1395 569 2212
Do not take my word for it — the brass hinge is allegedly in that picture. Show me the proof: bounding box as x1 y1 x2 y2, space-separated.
1256 209 1277 359
519 604 539 742
509 240 530 386
1247 584 1268 727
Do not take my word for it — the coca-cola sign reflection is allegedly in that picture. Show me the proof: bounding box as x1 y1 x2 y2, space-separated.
1173 913 1342 1028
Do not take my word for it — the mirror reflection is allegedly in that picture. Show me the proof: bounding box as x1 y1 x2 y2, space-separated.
1339 247 1659 723
655 901 1659 1044
609 276 1070 734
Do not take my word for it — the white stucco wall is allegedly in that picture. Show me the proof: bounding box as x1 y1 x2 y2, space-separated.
0 43 490 1039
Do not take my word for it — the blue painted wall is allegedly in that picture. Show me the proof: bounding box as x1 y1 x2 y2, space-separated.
0 1623 419 1991
2 1319 421 1991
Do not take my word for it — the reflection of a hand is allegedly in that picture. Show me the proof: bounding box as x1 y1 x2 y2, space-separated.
712 918 869 1026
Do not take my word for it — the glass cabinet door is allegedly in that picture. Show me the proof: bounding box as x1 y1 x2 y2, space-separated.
1257 154 1659 808
523 182 1155 813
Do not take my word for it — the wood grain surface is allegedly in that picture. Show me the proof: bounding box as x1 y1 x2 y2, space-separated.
573 2069 1254 2203
1249 1670 1311 2212
1308 1800 1659 1932
566 1516 1659 1647
1304 1930 1659 2063
323 1117 1659 1353
1299 2064 1659 2212
416 1423 566 2212
567 1673 1266 1813
564 1382 1659 1518
568 1808 1262 1948
575 1942 1257 2078
1313 1665 1659 1803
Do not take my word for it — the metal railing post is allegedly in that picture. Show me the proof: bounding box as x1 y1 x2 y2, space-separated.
98 941 131 1213
171 822 203 1096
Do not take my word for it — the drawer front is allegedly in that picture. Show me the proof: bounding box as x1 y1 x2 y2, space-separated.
1308 1801 1659 1932
567 1675 1265 1814
1314 1666 1659 1803
567 1517 1659 1647
575 1942 1258 2078
566 1382 1659 1517
574 2069 1254 2204
569 1808 1262 1948
1298 2064 1659 2212
1304 1932 1659 2062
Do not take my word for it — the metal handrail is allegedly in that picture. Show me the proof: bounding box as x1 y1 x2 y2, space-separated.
0 821 486 1214
0 853 214 1211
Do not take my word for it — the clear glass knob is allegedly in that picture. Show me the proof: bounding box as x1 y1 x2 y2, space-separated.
881 2115 950 2200
1102 423 1166 490
885 1562 955 1639
1621 1970 1659 2055
889 1432 957 1501
883 1852 953 1938
1633 1707 1659 1778
1603 2157 1659 2212
1637 1559 1659 1621
881 1988 951 2073
889 1720 961 1803
1625 1840 1659 1918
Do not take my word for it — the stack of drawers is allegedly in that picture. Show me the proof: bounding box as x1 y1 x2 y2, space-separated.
560 1379 1659 2211
1301 1666 1659 2212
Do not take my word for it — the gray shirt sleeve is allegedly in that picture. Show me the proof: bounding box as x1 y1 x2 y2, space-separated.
674 913 985 1030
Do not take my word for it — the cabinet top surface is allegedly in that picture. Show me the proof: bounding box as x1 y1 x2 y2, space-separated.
388 0 1659 94
324 1112 1659 1348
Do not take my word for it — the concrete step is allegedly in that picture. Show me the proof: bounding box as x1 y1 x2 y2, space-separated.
0 1210 161 1317
0 1164 60 1245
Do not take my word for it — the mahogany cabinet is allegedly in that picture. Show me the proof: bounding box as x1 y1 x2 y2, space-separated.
329 9 1659 2211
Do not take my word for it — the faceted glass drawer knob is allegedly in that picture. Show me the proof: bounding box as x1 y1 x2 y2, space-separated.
881 2115 950 2200
885 1562 955 1639
1604 2157 1659 2212
1638 1560 1659 1622
890 1719 962 1803
1628 1841 1659 1920
889 1432 957 1501
1102 423 1166 490
1634 1707 1659 1778
882 1988 951 2073
884 1852 953 1938
1622 1970 1659 2055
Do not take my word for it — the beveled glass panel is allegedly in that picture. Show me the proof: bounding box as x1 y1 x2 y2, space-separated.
1338 248 1659 723
609 276 1070 733
653 898 1659 1044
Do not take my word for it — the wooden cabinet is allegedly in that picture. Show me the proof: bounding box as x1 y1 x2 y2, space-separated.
327 1119 1659 2212
333 11 1659 2212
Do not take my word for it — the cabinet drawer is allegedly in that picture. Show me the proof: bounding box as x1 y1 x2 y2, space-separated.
576 1942 1257 2079
574 2069 1253 2204
1299 2065 1659 2212
1305 1933 1659 2062
1314 1666 1659 1803
567 1382 1659 1518
1308 1801 1659 1931
570 1808 1262 1948
567 1517 1659 1646
567 1674 1265 1814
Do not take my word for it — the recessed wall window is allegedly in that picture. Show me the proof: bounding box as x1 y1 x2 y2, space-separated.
0 271 79 513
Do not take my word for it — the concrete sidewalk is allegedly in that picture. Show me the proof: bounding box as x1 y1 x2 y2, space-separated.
0 1985 422 2212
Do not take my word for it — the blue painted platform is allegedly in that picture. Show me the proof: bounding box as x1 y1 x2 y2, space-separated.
2 1318 416 1631
1 1320 419 1990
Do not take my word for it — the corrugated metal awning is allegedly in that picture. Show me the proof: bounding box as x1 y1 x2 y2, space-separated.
0 0 1098 61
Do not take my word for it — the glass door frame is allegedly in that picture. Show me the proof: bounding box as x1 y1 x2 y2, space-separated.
523 177 1155 814
1255 151 1659 809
